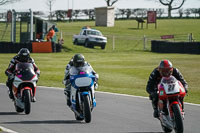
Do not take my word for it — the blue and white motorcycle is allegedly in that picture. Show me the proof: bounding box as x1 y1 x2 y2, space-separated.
68 66 97 123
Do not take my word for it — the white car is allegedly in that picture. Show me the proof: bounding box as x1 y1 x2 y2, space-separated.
73 27 107 49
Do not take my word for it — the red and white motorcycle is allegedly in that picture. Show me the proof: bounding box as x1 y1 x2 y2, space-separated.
157 76 186 133
12 63 38 114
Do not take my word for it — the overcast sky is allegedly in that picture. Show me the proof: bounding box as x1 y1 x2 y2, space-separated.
2 0 200 12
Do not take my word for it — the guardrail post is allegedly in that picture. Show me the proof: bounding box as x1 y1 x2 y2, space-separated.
188 33 193 42
112 35 115 51
143 35 147 50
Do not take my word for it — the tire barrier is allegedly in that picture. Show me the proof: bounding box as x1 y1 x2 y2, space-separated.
0 42 62 53
151 40 200 54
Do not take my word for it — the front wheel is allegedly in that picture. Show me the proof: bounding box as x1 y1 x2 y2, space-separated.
84 40 89 47
83 95 91 123
101 44 105 49
24 90 31 114
172 104 184 133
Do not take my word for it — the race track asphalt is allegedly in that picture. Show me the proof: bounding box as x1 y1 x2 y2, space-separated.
0 84 200 133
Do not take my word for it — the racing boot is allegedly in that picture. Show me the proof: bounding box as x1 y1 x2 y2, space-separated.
66 92 71 106
6 81 14 100
32 97 36 102
152 99 159 118
153 108 159 118
64 85 71 106
8 89 14 100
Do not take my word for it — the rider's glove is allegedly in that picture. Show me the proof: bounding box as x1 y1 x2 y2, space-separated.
94 82 98 90
8 74 14 80
185 87 188 93
184 84 188 93
149 91 158 101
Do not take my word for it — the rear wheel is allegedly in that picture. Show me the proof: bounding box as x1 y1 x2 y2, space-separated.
83 95 91 123
161 125 172 133
14 102 24 113
24 90 31 114
172 104 184 133
74 39 78 45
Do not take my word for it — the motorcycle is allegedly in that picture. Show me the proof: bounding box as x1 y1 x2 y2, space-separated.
66 66 96 123
157 76 186 133
12 63 38 114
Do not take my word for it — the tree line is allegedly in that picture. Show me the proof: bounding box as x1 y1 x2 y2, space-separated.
43 8 200 21
0 8 200 22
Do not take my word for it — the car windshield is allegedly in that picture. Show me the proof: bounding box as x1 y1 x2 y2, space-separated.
87 30 102 36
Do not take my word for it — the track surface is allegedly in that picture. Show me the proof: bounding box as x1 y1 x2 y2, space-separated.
0 84 200 133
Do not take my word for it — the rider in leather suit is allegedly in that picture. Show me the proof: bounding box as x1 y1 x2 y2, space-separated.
5 48 40 102
146 59 188 118
63 54 99 106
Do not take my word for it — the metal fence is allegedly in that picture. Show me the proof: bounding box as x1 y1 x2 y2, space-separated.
59 32 195 52
0 24 196 52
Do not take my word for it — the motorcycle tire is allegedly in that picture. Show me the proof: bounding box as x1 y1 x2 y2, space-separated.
161 124 172 133
14 102 24 113
24 90 31 114
172 104 184 133
83 95 91 123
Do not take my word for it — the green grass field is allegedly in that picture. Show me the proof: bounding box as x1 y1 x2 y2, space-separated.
0 19 200 104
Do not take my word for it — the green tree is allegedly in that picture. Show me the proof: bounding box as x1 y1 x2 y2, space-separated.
148 0 186 18
105 0 118 6
0 0 20 5
159 0 186 18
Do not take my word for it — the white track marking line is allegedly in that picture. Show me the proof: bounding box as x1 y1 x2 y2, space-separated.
37 85 200 107
1 83 200 107
0 126 18 133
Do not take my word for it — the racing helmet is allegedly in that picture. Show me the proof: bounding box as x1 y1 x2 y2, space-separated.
158 60 173 77
18 48 30 62
73 54 85 67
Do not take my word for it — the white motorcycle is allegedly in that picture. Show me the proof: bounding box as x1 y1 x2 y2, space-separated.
12 63 38 114
66 66 97 123
157 76 186 133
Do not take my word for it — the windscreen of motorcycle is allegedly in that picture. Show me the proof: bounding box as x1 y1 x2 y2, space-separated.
69 66 92 75
70 66 93 87
15 63 35 81
161 76 180 95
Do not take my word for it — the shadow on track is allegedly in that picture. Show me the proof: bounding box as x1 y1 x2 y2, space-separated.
0 112 25 115
1 120 84 124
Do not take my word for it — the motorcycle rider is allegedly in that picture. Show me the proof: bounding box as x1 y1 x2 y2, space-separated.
146 59 188 118
63 53 99 106
5 48 40 102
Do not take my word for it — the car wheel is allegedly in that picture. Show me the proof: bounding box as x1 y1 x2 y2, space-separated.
74 39 78 45
85 40 89 47
101 44 105 49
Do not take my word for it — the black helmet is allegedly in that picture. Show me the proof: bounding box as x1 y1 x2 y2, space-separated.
158 59 173 77
73 54 85 67
18 48 30 62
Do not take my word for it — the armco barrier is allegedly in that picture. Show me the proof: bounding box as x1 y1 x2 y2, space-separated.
0 42 62 53
32 42 52 53
0 42 32 53
151 41 200 54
